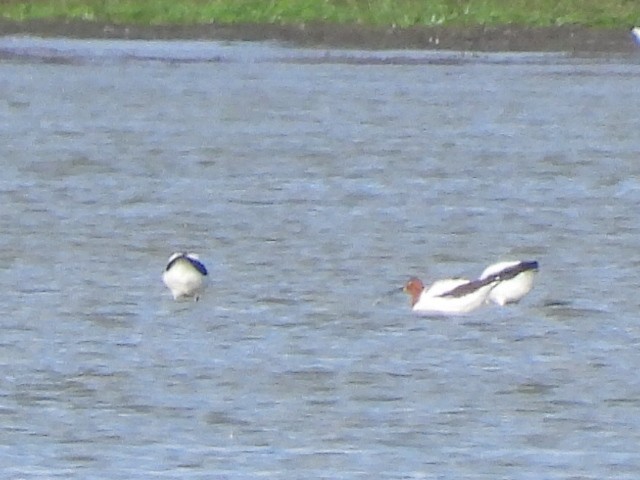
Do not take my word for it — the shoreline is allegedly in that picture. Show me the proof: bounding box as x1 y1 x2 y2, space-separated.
0 19 636 53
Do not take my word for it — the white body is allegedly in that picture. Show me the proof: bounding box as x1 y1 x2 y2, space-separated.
162 253 207 301
413 278 497 315
632 27 640 45
480 261 536 306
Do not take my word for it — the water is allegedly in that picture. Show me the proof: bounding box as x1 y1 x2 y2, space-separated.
1 37 640 478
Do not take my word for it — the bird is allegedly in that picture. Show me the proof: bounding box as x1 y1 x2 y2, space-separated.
631 27 640 46
162 252 208 301
479 260 538 306
403 275 501 315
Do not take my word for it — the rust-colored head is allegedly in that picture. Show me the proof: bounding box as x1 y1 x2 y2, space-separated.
403 277 425 307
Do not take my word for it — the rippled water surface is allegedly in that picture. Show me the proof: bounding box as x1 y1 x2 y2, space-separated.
1 37 640 478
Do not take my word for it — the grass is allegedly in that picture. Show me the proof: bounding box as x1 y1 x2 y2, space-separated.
0 0 637 28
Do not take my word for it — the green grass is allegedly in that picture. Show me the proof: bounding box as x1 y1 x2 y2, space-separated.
0 0 637 28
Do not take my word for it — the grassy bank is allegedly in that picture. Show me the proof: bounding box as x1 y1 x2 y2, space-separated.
0 0 637 29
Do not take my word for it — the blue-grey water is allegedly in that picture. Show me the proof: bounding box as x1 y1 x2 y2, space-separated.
1 36 640 478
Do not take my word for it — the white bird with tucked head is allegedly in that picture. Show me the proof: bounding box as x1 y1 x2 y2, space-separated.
162 252 208 301
479 260 538 306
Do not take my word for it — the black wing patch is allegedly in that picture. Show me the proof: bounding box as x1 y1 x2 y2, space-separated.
187 257 208 276
165 254 185 271
491 261 538 282
166 253 208 276
440 276 496 298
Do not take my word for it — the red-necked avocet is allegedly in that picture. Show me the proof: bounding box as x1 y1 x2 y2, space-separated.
403 275 501 315
479 260 538 306
162 252 208 301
